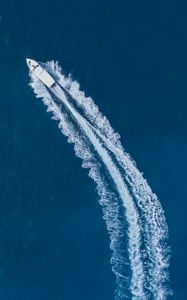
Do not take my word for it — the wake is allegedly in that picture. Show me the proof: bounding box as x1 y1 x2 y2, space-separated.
28 61 171 300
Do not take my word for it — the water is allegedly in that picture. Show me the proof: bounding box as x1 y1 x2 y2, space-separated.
0 0 187 299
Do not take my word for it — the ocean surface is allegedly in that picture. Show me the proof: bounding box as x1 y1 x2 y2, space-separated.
0 0 187 299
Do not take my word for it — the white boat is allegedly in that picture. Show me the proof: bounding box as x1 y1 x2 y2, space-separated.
26 59 56 88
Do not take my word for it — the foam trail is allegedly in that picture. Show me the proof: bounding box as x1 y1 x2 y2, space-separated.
49 61 171 299
28 61 171 300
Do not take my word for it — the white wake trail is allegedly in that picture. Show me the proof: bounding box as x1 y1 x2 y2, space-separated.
49 61 171 299
28 61 171 300
47 61 171 298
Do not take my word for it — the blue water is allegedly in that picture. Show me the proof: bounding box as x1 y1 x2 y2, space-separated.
0 0 187 299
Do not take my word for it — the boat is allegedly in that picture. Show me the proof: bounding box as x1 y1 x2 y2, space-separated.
26 59 56 88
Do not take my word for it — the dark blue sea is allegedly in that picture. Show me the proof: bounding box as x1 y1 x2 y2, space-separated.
0 0 186 299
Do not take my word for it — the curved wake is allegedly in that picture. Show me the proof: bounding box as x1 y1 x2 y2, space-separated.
28 61 171 300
